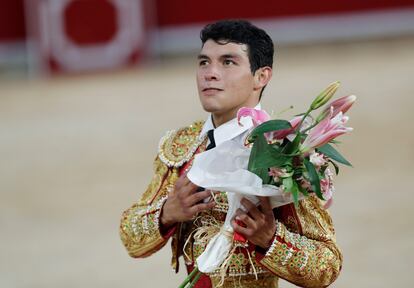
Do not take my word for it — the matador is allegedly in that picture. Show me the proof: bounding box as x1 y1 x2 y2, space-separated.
120 20 342 288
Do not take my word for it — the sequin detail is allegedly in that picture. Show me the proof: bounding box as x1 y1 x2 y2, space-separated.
190 193 269 278
210 273 278 288
121 121 343 287
158 121 206 167
260 197 342 287
130 195 168 235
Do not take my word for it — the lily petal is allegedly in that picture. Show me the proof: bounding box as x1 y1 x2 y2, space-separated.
237 107 270 127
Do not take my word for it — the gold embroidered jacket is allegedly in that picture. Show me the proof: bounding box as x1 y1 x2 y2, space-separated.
120 121 343 288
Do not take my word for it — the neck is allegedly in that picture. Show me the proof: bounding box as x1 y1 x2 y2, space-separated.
211 113 233 128
212 101 260 127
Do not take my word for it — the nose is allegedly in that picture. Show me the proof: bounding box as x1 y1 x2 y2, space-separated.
204 65 220 81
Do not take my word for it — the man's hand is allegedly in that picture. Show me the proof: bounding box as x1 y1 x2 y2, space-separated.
232 196 276 249
160 175 215 228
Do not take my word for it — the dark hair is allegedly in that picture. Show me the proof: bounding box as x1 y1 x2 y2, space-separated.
200 20 274 98
200 20 274 74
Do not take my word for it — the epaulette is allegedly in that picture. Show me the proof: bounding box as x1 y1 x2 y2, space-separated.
158 121 206 168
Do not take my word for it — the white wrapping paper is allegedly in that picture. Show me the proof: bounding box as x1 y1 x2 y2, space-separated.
187 138 302 273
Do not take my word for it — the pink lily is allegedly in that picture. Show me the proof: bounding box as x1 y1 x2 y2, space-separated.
300 107 353 152
309 151 327 168
330 94 357 116
271 116 302 140
268 167 290 182
237 107 270 127
317 95 356 122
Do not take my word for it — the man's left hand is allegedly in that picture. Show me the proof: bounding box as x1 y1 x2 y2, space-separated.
232 196 276 249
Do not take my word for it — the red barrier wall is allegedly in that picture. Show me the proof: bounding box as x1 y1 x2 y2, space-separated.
0 0 25 41
2 0 414 42
155 0 414 27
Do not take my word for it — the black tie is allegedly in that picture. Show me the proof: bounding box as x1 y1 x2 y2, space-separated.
206 129 216 150
196 129 216 192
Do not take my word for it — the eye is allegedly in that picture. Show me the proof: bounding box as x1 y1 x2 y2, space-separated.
199 60 208 66
223 59 235 66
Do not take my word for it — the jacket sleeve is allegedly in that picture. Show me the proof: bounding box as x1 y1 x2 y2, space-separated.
119 156 179 258
258 196 343 287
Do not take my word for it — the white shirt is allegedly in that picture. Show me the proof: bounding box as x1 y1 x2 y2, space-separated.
198 103 262 148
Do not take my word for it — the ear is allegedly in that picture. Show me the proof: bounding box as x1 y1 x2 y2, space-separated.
253 67 272 92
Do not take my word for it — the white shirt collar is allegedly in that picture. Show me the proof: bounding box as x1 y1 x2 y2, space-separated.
199 103 262 147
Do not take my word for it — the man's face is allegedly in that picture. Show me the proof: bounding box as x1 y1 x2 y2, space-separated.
197 39 259 119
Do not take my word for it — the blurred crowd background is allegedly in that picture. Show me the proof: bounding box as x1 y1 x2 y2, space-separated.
1 1 414 287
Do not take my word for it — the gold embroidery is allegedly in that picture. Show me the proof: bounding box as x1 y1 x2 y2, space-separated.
285 215 300 234
120 121 342 287
190 194 268 278
138 157 171 204
158 121 205 167
210 273 278 288
260 196 342 287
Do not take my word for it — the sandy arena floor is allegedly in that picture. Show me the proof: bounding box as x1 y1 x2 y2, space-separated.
0 36 413 287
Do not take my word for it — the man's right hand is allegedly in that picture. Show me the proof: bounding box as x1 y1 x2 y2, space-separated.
160 175 215 228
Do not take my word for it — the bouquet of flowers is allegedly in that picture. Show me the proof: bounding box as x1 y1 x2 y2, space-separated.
239 81 355 208
180 82 356 287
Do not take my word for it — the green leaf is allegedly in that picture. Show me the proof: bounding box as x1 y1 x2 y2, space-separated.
247 119 291 142
283 176 299 204
248 134 266 178
253 156 290 171
282 133 302 155
247 133 265 171
297 180 309 197
247 134 277 183
248 134 290 173
329 139 341 144
328 160 340 175
317 144 352 167
291 180 300 206
303 158 323 200
282 177 293 194
282 177 301 206
254 167 271 184
270 143 283 151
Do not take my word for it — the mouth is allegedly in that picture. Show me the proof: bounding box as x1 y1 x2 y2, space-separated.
202 87 223 92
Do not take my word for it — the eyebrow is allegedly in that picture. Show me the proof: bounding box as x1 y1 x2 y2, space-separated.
197 54 209 60
197 53 242 61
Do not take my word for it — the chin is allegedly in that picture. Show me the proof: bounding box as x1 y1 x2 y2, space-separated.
200 100 219 113
201 105 218 113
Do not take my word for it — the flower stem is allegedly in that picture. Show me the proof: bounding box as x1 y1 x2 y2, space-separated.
302 121 319 134
188 271 202 288
178 267 200 288
296 108 312 134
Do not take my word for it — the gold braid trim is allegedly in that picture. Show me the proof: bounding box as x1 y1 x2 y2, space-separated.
158 121 205 168
259 196 342 287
